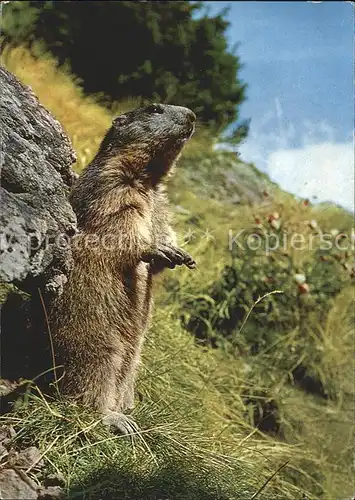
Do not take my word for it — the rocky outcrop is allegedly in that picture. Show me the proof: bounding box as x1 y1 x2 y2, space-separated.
0 66 77 296
178 150 279 206
0 66 77 393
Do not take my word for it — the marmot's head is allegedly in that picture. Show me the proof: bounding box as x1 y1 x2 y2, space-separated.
98 104 196 182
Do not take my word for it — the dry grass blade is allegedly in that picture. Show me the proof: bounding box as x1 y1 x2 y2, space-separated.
237 290 284 336
251 460 290 499
38 288 58 389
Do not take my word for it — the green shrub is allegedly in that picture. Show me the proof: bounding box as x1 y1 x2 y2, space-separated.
180 221 352 355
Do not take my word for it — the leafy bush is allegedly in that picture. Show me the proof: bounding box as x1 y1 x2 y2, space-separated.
180 213 353 355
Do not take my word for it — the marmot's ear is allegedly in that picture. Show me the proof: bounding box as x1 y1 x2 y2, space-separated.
112 115 127 127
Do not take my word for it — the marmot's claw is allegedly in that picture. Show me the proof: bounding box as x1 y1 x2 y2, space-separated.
173 246 196 269
102 411 139 436
142 244 195 270
185 258 197 269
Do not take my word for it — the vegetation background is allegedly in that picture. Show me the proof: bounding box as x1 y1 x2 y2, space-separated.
1 2 354 499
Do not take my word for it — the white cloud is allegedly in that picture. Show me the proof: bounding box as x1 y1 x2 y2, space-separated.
267 142 354 212
237 101 354 212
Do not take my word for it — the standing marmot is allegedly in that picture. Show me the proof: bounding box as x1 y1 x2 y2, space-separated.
50 103 196 434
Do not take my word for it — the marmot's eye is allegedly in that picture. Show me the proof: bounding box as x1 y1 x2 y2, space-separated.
113 115 127 126
146 104 163 114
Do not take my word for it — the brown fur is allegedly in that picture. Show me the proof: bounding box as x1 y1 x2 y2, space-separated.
50 104 196 432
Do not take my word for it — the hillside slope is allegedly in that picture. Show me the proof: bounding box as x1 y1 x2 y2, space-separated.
1 45 354 500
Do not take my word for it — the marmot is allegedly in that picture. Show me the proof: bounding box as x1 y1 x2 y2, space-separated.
50 103 196 434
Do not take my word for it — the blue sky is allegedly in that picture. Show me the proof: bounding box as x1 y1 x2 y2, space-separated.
205 1 354 211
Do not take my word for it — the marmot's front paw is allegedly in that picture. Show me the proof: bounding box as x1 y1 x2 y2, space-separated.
141 243 196 270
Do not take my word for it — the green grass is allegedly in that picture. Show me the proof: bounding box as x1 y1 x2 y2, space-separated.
1 43 354 499
5 311 322 499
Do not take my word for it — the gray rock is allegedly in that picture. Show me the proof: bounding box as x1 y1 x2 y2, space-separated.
0 444 8 458
44 473 66 487
0 425 16 445
0 66 77 297
15 446 44 470
0 468 38 499
38 486 65 500
0 66 78 388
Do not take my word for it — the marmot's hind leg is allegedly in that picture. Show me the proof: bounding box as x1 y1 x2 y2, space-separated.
116 337 146 413
62 354 139 435
121 375 135 412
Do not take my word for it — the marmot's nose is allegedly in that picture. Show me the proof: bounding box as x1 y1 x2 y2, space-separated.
187 109 196 123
